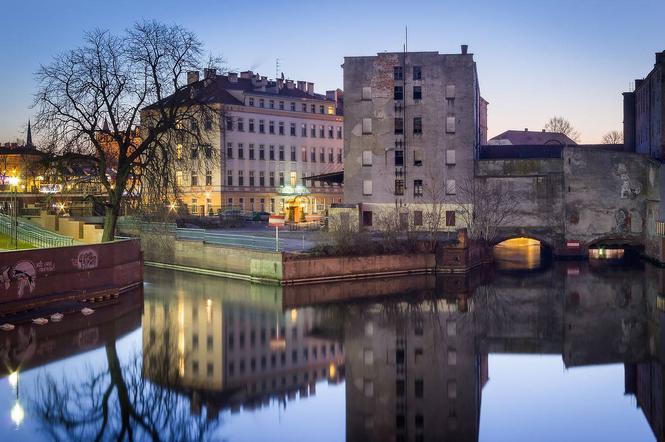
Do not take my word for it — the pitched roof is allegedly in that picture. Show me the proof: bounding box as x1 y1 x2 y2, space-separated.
489 130 577 146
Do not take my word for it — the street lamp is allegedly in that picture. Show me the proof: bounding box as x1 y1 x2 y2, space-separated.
7 177 19 249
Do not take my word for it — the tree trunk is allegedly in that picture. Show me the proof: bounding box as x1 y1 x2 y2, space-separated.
102 203 120 242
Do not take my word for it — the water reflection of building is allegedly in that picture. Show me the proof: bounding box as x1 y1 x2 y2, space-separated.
142 268 344 418
344 298 487 442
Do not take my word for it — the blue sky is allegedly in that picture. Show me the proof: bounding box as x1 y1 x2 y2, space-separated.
1 0 664 143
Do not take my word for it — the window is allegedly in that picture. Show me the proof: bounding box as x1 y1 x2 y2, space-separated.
327 105 335 115
414 149 423 166
279 172 284 186
259 120 265 133
279 145 285 161
414 179 423 197
396 379 405 396
249 144 255 160
269 121 275 134
446 179 456 194
290 171 297 187
310 147 316 162
176 171 183 186
226 143 233 159
413 117 422 134
328 148 334 163
176 144 182 160
191 172 198 186
290 102 296 111
319 147 325 163
362 118 372 134
237 118 244 131
301 147 308 162
394 86 403 100
394 179 404 196
290 145 296 161
394 66 403 80
337 126 343 139
238 143 244 159
269 171 275 187
249 97 254 106
191 198 198 213
413 85 422 100
205 146 212 158
415 379 424 398
259 171 265 187
301 103 307 112
319 125 324 138
190 120 198 131
259 98 264 108
249 119 255 132
446 116 456 133
238 170 244 186
205 170 212 186
279 101 284 110
328 126 334 139
290 123 296 136
226 117 233 131
204 117 213 131
362 210 373 227
337 149 343 163
446 210 456 226
259 144 265 160
311 104 316 113
391 150 402 167
362 86 372 100
414 210 423 226
446 149 456 165
269 145 275 160
301 124 307 137
413 65 422 80
448 348 457 365
269 99 274 109
394 118 404 134
249 170 255 186
227 170 233 186
362 180 372 195
310 124 316 138
447 320 457 336
446 84 456 98
278 121 284 135
190 147 198 159
319 105 325 114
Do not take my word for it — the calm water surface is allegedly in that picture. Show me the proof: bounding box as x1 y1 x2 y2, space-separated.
0 245 663 441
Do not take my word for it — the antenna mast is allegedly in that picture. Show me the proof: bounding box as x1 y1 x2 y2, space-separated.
276 58 281 80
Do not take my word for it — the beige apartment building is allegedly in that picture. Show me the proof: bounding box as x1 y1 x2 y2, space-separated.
342 47 486 230
170 69 344 218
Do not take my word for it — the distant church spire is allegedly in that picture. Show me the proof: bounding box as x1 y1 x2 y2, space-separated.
103 118 110 132
26 119 33 147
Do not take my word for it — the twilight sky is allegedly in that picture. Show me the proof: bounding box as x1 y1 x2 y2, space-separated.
1 0 663 144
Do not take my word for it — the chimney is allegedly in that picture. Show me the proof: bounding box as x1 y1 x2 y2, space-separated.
656 51 665 65
187 71 200 85
306 82 314 95
277 78 284 89
461 44 468 55
286 80 294 89
228 72 238 83
204 68 217 80
326 90 337 102
240 70 253 79
524 128 529 132
542 129 545 132
623 91 636 152
297 81 306 91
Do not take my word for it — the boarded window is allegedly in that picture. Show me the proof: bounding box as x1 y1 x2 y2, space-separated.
446 149 456 165
446 179 456 195
414 179 423 197
446 210 456 226
362 150 373 166
446 116 456 133
362 118 372 134
363 180 373 195
362 87 372 100
446 84 456 98
413 210 423 226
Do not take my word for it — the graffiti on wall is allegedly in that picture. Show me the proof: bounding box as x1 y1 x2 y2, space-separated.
616 163 642 199
72 248 98 270
0 261 37 298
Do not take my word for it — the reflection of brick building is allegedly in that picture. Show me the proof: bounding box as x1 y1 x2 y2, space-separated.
344 298 487 442
142 269 344 418
625 361 665 441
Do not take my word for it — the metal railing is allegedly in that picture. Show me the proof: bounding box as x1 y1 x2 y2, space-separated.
0 213 77 248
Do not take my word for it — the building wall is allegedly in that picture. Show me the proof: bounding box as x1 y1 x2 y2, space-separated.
343 50 480 230
635 52 665 160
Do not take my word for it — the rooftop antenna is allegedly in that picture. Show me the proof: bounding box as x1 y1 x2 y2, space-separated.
405 26 408 53
275 58 281 80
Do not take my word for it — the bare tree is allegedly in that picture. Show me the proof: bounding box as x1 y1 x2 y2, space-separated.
453 177 520 244
33 21 220 241
543 116 581 143
601 130 623 144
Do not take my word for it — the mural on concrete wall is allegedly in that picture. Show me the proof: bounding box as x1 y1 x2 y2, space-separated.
0 261 37 298
615 209 632 234
616 163 642 199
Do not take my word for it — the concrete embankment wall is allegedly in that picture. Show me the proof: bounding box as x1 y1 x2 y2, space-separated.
32 211 104 244
0 239 143 314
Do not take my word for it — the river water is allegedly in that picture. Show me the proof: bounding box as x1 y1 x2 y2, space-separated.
1 245 663 441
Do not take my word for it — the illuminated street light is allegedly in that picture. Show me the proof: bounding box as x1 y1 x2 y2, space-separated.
8 371 18 389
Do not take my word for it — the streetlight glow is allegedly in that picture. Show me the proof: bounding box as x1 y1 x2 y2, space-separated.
8 371 18 389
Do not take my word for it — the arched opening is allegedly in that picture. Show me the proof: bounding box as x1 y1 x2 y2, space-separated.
493 237 550 271
588 240 643 266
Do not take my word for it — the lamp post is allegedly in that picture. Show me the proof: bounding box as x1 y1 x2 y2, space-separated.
7 177 19 249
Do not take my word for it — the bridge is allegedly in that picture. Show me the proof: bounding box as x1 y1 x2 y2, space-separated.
477 145 663 260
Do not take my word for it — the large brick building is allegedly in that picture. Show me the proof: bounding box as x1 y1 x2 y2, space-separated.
342 47 485 230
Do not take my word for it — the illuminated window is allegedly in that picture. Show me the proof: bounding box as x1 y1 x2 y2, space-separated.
290 172 297 187
176 144 182 160
327 105 335 115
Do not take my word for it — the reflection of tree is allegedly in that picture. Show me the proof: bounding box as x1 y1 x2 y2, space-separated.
31 340 220 441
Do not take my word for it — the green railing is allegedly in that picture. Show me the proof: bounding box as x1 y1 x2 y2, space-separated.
0 213 77 248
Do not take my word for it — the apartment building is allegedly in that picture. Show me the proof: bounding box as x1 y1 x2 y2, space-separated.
170 69 344 218
342 47 484 230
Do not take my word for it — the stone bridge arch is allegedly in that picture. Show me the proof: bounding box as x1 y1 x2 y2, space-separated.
492 227 561 251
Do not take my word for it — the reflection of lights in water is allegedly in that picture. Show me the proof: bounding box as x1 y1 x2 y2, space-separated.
11 401 24 426
8 371 18 389
494 237 542 270
328 362 336 379
589 248 624 259
290 309 298 323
